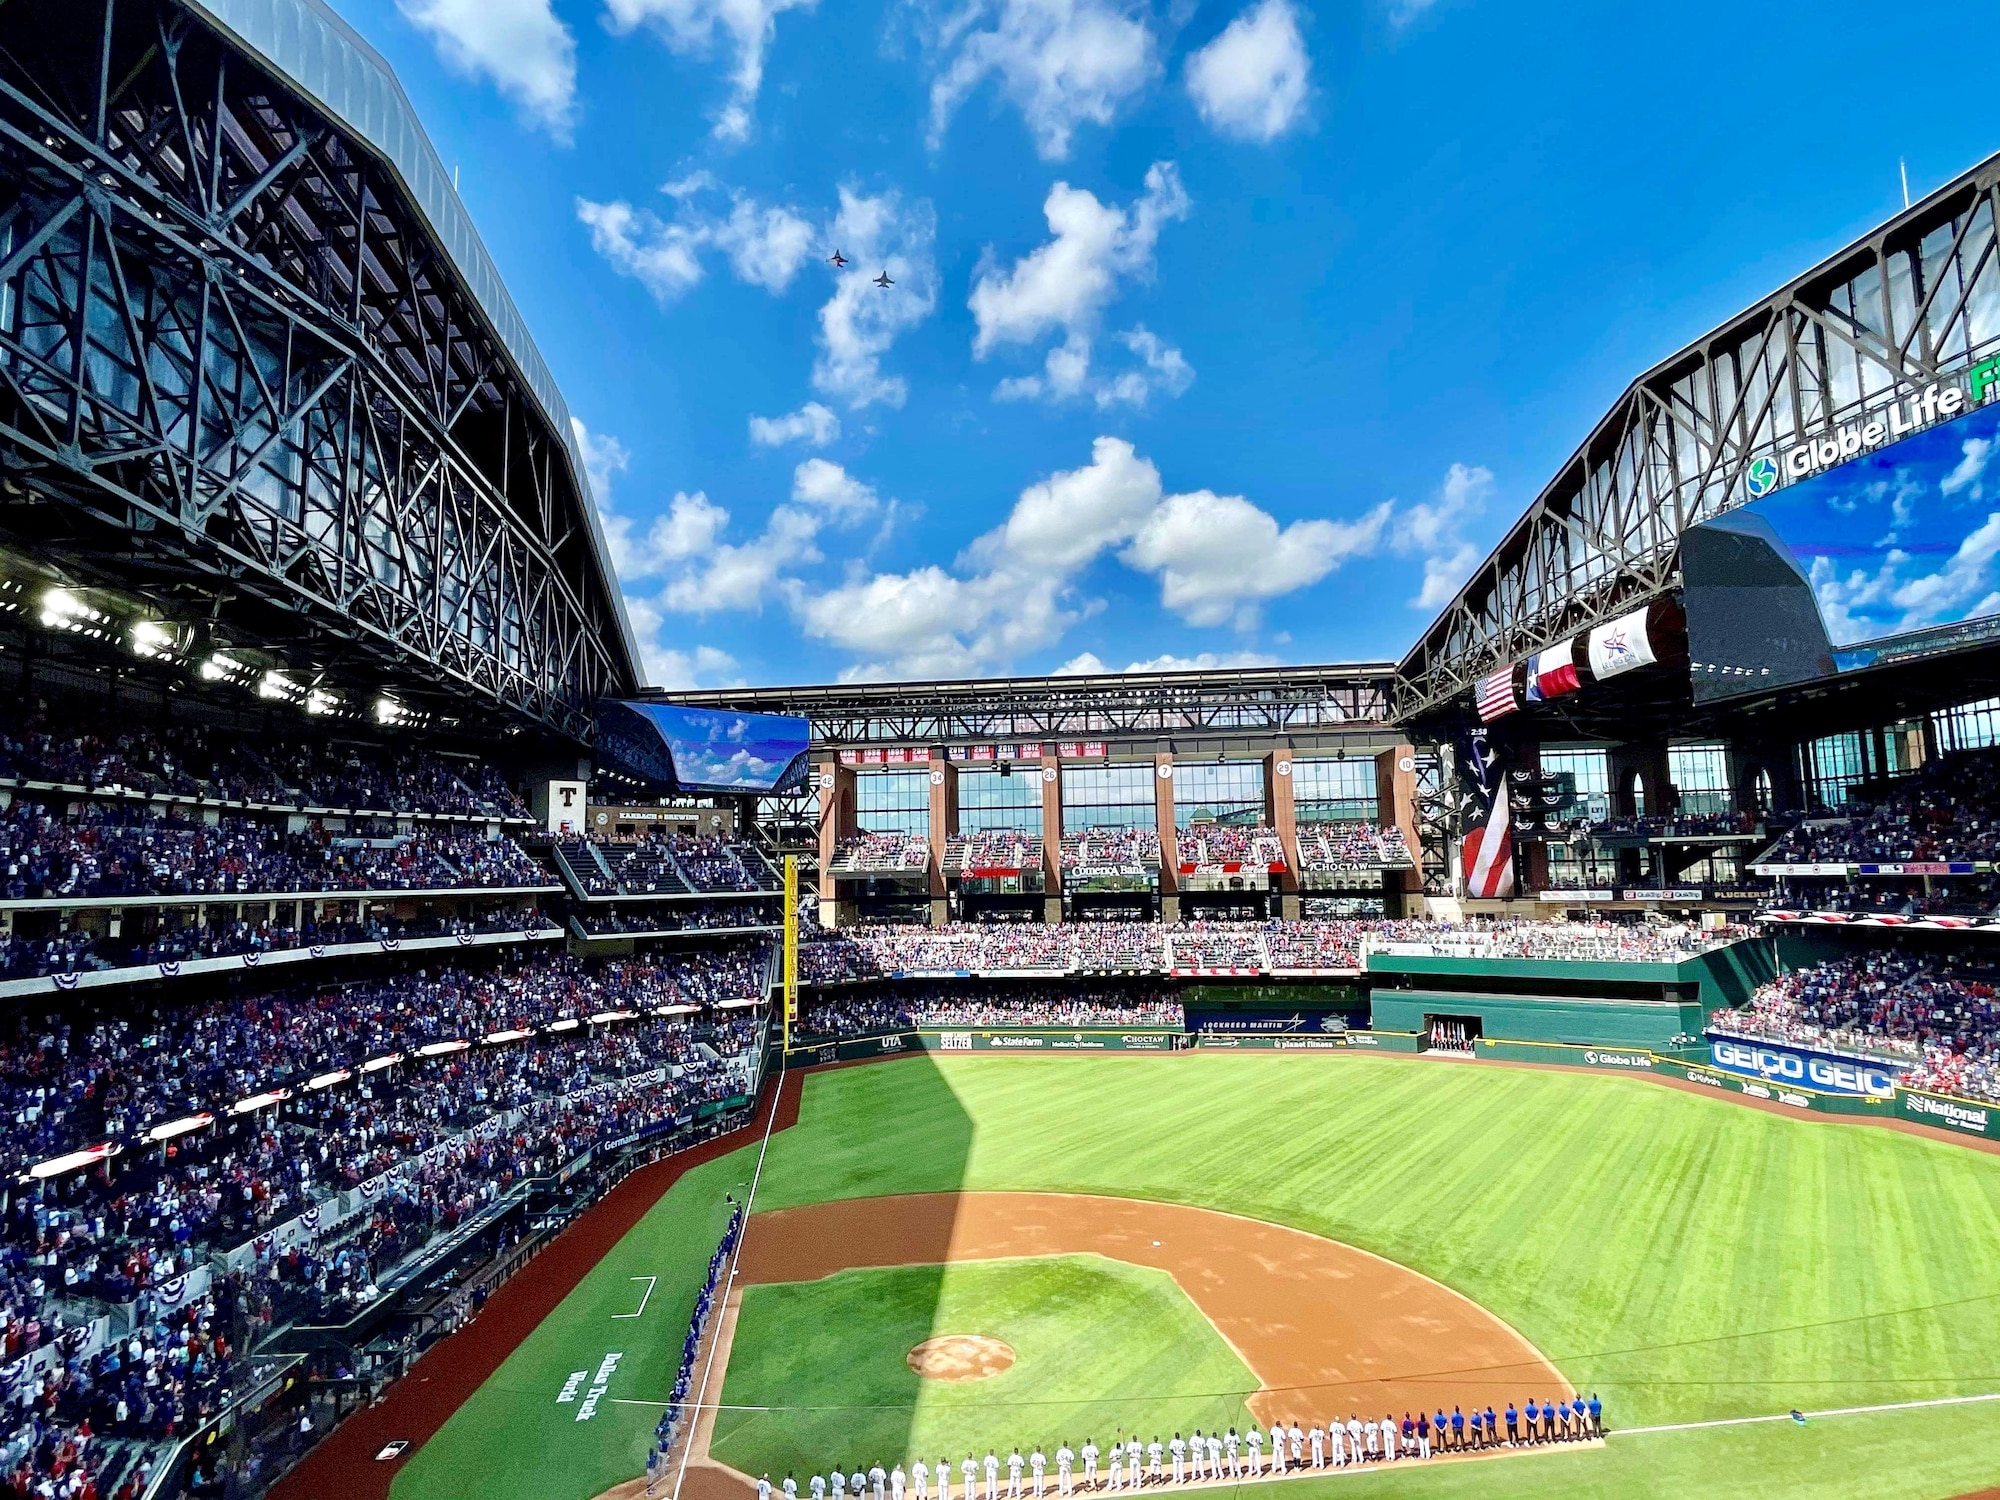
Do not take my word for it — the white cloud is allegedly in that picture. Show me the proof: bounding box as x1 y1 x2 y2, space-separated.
1122 488 1387 627
971 163 1191 406
923 0 1156 159
1388 0 1437 24
988 435 1162 571
794 435 1378 675
574 416 728 583
814 187 939 409
623 593 741 688
399 0 577 135
576 184 814 305
1184 0 1309 143
1941 437 1995 501
650 459 882 615
1059 649 1279 673
572 417 631 503
1389 461 1494 610
748 402 841 448
602 0 818 140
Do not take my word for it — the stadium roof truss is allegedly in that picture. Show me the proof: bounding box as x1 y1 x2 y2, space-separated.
1395 150 2000 725
665 664 1399 747
0 0 639 737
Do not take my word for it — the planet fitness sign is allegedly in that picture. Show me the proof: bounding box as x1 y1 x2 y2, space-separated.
1706 1034 1902 1099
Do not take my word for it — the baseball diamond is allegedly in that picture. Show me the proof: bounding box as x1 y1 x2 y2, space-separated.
278 1049 2000 1500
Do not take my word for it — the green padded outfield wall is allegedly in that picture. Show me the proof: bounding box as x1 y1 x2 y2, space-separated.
1368 989 1705 1048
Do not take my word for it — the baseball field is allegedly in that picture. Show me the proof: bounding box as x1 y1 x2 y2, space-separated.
377 1051 2000 1500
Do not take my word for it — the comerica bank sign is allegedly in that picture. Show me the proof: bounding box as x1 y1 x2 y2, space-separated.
1745 355 2000 499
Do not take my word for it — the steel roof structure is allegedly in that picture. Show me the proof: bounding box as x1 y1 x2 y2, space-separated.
0 0 639 736
1396 150 2000 727
662 662 1401 749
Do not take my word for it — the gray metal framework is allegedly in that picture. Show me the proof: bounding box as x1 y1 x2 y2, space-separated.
664 663 1399 747
1396 150 2000 723
0 0 638 735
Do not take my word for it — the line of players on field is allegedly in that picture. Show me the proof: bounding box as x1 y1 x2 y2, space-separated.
752 1394 1607 1500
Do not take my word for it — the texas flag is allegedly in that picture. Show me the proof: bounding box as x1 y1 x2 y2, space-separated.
1525 638 1580 702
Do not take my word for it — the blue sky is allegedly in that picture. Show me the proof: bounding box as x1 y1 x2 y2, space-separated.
336 0 2000 688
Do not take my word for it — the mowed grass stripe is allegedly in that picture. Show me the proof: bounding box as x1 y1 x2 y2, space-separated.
398 1052 2000 1500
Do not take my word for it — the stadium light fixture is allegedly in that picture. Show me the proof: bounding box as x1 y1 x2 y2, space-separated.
129 619 174 659
257 670 299 703
199 651 243 682
145 1113 214 1143
375 695 406 726
305 687 340 716
25 1142 120 1180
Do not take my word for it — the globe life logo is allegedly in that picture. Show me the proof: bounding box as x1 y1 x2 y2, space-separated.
1768 361 2000 488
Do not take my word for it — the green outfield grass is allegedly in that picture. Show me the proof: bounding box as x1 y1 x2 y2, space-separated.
710 1257 1258 1479
390 1052 2000 1500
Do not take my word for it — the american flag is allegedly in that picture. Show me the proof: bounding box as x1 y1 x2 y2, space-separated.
1475 666 1519 722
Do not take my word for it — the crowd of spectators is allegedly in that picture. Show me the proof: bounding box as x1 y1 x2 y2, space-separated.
0 908 553 982
796 983 1183 1039
948 833 1043 872
1765 875 2000 916
1587 810 1762 840
575 903 779 935
1754 748 2000 865
1721 952 2000 1101
1059 827 1161 873
801 916 1749 978
573 836 778 898
0 800 551 901
1296 824 1412 872
1180 824 1285 867
835 833 931 873
0 941 767 1500
0 698 528 819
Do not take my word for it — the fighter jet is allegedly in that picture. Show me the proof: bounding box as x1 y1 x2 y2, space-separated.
828 249 847 268
874 270 894 288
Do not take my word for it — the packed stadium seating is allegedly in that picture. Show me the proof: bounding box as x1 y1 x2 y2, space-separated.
798 985 1184 1039
0 908 551 982
1058 827 1161 873
944 832 1043 872
0 698 528 818
1179 823 1285 866
0 799 550 900
560 835 778 898
833 833 931 873
0 943 766 1499
1754 747 2000 865
1295 823 1413 872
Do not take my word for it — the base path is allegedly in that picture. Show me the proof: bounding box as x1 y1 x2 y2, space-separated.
736 1192 1571 1427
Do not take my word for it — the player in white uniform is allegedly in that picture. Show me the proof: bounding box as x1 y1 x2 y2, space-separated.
1343 1417 1361 1463
939 1459 952 1500
960 1456 977 1500
872 1464 888 1500
852 1468 867 1500
1384 1415 1399 1461
1008 1451 1024 1499
832 1469 848 1500
1146 1438 1162 1483
1055 1444 1074 1498
1366 1418 1380 1461
1081 1440 1098 1489
1107 1449 1123 1494
984 1453 1000 1500
1245 1427 1263 1477
759 1478 774 1500
893 1465 907 1500
1307 1425 1323 1470
814 1474 830 1500
913 1461 929 1500
1168 1435 1185 1485
1031 1447 1047 1499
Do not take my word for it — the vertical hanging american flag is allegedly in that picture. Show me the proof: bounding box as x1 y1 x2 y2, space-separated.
1460 737 1515 899
1475 666 1519 723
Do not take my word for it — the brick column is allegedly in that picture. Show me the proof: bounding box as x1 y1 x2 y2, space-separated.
1267 748 1300 920
1376 746 1422 899
928 758 956 927
815 758 856 923
1041 755 1063 922
1154 751 1178 923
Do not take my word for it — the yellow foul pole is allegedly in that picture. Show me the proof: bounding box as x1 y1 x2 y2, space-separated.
782 853 798 1055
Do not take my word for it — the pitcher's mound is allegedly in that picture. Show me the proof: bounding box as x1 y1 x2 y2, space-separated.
907 1335 1015 1382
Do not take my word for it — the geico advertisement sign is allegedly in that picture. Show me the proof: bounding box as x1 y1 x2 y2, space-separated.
1709 1039 1898 1098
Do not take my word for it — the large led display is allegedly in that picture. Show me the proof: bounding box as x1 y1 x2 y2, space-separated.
1684 396 2000 701
596 701 811 794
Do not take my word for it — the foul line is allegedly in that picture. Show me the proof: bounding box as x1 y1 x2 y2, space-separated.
664 1065 786 1500
1612 1389 2000 1437
614 1275 659 1321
